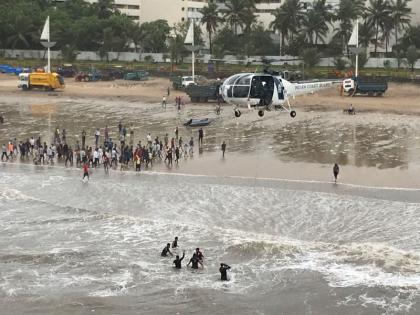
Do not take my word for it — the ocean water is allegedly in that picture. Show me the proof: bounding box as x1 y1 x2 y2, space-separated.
0 164 419 314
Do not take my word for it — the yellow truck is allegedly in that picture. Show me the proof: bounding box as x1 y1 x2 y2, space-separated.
18 72 65 91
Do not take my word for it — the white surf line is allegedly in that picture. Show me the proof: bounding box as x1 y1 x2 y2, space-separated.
2 160 420 192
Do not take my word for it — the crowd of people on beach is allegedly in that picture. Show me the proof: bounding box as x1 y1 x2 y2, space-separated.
1 122 228 177
161 237 231 281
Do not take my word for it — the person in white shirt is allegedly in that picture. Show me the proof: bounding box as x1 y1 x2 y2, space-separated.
95 128 100 147
93 149 99 167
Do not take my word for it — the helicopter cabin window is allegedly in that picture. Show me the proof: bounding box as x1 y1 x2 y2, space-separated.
233 86 249 98
236 74 251 85
227 74 241 85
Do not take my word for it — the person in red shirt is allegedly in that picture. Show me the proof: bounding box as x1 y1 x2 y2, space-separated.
83 163 89 180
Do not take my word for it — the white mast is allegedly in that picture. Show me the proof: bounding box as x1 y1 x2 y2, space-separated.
184 19 195 82
192 19 195 82
355 18 359 78
348 19 359 78
40 16 51 73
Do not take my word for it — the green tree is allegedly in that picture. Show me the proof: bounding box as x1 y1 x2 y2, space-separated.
406 45 418 71
366 0 391 54
270 0 304 54
222 0 256 35
213 26 241 55
243 23 277 56
301 47 321 69
128 24 145 53
358 18 375 48
311 0 333 45
94 0 115 19
199 2 222 54
334 0 364 55
140 20 171 53
401 25 420 49
241 5 257 33
381 14 394 54
390 0 412 67
333 57 348 70
350 50 368 68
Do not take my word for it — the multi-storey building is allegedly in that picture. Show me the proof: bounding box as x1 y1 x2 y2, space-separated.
53 0 141 22
54 0 419 27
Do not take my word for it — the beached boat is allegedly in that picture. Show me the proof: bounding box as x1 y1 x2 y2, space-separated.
184 118 212 127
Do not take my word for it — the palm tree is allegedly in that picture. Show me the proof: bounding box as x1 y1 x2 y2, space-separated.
366 0 391 54
390 0 412 52
222 0 256 35
270 8 289 55
270 0 304 54
94 0 115 19
302 0 332 45
381 14 394 53
334 0 364 55
241 7 257 33
199 3 222 55
6 15 38 49
311 0 333 44
359 18 376 48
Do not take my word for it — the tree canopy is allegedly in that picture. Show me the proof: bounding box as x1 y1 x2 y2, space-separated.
0 0 417 63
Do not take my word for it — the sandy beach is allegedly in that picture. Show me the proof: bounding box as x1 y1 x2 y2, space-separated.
1 73 420 188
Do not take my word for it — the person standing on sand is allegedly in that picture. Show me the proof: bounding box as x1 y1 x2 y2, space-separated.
162 96 167 109
221 141 226 157
167 86 170 96
81 129 86 149
333 163 339 182
189 137 194 156
95 128 100 147
1 144 8 161
198 128 204 147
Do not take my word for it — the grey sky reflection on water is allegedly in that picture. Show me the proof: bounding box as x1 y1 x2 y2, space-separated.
273 119 411 169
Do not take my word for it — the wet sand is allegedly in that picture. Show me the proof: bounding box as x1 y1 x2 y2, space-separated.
0 75 420 188
1 74 420 189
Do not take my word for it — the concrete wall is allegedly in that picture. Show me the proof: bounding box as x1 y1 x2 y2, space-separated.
2 49 420 69
2 49 166 63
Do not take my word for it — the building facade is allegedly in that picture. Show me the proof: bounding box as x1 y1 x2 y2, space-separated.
53 0 141 22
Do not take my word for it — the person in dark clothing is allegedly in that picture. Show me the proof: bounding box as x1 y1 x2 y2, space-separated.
198 128 204 146
175 146 180 164
195 248 204 262
172 237 179 248
173 251 185 269
81 129 86 149
187 253 203 269
82 163 89 180
219 263 231 281
221 141 226 158
167 147 173 166
333 163 339 182
161 243 173 257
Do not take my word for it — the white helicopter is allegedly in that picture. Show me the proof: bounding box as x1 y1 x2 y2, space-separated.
220 70 337 118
